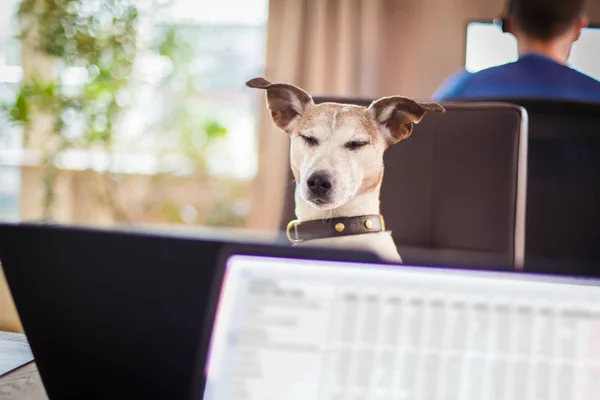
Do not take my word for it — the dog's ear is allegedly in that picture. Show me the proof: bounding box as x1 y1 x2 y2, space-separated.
246 77 314 134
368 96 445 145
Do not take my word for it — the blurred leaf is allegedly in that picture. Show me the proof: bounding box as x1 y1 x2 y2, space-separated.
160 201 184 224
157 27 178 58
10 90 30 123
204 120 227 139
17 0 35 15
88 130 110 143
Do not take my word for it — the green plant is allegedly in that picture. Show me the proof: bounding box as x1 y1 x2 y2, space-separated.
0 1 239 226
2 0 139 220
150 24 229 175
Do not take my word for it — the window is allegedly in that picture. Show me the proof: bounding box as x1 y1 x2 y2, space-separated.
115 0 268 179
0 0 268 223
0 0 21 221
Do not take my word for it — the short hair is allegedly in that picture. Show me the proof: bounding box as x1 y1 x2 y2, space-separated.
509 0 586 40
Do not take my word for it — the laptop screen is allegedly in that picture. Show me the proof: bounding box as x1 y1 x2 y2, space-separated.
201 255 600 400
465 22 600 81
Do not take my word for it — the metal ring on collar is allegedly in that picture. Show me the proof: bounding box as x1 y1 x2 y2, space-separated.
285 219 302 244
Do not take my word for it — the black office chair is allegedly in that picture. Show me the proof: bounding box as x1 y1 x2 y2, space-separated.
280 96 528 270
472 98 600 275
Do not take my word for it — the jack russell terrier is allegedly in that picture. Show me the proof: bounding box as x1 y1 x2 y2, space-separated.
247 77 445 263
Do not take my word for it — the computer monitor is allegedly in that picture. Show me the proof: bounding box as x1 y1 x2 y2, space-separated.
0 223 383 399
465 21 600 81
197 253 600 400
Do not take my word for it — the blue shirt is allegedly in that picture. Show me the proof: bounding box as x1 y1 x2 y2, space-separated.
433 53 600 103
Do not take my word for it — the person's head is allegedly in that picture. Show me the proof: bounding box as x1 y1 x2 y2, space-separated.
502 0 589 62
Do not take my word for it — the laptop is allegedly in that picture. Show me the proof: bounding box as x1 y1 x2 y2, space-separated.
465 21 600 80
0 223 383 399
192 250 600 400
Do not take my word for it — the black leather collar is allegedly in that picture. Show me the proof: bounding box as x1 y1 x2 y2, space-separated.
286 215 386 243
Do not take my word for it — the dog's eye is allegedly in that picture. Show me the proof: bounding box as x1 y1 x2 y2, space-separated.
345 140 369 150
299 134 319 147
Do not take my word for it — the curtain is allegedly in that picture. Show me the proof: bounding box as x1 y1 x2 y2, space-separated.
247 0 387 230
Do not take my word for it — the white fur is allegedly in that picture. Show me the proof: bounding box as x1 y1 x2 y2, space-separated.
288 103 402 263
294 185 402 263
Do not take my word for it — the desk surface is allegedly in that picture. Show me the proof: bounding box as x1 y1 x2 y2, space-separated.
0 332 47 400
0 363 46 400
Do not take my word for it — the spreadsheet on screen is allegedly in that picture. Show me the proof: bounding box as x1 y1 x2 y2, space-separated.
202 255 600 400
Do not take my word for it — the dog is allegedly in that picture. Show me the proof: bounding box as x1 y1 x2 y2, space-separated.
247 77 445 263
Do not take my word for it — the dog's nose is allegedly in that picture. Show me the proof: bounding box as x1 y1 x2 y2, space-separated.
307 171 333 196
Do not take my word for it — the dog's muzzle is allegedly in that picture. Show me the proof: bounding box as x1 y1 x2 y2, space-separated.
304 170 334 205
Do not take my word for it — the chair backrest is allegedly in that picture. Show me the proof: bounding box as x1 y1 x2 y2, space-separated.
279 97 528 270
474 99 600 274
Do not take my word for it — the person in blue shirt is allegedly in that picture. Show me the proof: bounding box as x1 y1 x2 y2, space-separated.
433 0 600 103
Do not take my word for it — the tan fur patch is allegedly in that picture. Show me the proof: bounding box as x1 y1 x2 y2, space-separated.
358 168 384 195
357 113 382 140
369 96 445 144
290 163 301 182
297 103 382 141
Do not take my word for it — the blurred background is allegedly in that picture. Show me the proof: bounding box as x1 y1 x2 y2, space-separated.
1 0 599 234
0 0 599 332
0 0 267 230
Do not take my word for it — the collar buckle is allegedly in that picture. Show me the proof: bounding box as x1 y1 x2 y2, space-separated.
285 219 303 244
